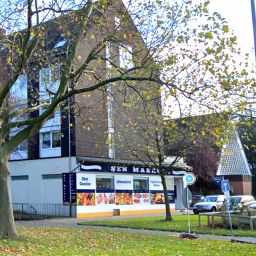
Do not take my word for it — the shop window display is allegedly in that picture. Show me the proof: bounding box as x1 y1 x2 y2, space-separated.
96 176 115 205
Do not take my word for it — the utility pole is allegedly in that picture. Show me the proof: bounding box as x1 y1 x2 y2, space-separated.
251 0 256 62
68 98 72 217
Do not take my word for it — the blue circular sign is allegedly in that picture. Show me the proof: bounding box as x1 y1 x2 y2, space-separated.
184 173 196 186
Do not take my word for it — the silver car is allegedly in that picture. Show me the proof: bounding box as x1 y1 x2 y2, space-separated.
193 195 225 214
229 195 256 212
248 202 256 215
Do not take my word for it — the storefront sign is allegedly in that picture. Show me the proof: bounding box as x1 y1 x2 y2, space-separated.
115 175 133 190
62 173 76 204
62 173 70 204
76 173 96 190
80 163 173 175
149 176 163 191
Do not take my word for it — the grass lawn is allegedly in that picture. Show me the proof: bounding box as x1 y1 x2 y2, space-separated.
0 227 255 255
80 215 256 237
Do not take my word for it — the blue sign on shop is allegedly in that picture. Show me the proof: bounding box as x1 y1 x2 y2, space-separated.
62 173 77 204
80 162 173 175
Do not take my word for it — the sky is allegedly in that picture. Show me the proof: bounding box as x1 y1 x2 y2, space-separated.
163 0 256 118
209 0 255 61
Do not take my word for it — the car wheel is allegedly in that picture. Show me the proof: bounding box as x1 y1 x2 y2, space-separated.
212 207 216 212
193 210 199 214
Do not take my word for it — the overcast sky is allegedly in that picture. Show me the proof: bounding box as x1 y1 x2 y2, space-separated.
210 0 255 59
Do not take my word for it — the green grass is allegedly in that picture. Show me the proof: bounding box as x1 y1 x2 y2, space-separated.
0 226 255 255
80 215 256 237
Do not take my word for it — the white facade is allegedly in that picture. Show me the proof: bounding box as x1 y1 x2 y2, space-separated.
9 158 184 217
9 157 77 204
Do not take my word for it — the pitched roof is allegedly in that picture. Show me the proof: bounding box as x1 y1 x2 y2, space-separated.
217 129 252 176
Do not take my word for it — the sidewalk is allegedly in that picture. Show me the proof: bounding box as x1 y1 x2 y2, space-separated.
15 212 256 244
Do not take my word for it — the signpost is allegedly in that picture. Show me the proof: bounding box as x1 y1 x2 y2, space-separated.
221 179 230 193
183 173 196 235
221 179 233 233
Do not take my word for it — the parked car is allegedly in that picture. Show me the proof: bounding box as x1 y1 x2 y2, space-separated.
193 195 225 214
191 194 204 207
247 202 256 215
229 195 255 212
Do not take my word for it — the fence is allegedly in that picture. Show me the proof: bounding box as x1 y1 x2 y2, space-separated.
13 203 76 220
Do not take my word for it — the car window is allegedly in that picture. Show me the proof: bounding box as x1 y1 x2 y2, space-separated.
231 197 242 204
203 196 218 202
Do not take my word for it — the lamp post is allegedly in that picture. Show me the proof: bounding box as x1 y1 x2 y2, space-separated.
68 97 72 217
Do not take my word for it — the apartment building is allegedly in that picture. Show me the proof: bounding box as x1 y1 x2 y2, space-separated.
8 0 185 217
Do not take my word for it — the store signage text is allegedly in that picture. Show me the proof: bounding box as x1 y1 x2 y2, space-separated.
76 173 96 190
115 175 133 190
81 163 167 175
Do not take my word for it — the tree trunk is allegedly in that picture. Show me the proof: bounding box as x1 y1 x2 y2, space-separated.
160 172 172 221
0 158 17 238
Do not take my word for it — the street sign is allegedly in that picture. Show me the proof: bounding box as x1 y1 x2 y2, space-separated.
224 191 230 200
184 173 196 186
221 179 230 193
214 176 222 184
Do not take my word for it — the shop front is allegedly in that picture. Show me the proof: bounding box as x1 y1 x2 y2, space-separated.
63 162 177 218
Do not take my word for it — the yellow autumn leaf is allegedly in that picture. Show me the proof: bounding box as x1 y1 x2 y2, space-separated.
6 55 11 63
216 141 222 148
215 127 220 134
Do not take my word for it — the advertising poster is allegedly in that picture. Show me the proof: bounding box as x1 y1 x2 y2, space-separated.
76 173 96 190
115 192 133 205
96 193 115 205
133 193 150 204
114 175 133 190
149 176 163 191
151 193 165 204
165 176 174 190
77 192 95 206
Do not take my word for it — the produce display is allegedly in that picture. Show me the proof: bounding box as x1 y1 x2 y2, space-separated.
133 193 150 204
77 191 171 205
151 193 165 204
77 193 95 206
115 192 133 205
96 193 115 205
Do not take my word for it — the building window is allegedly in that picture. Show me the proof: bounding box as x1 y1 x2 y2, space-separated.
42 174 62 179
119 45 134 69
42 133 51 148
133 177 149 191
96 175 114 191
41 131 61 149
52 131 61 148
39 66 60 100
10 74 27 110
11 175 29 181
16 140 28 151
